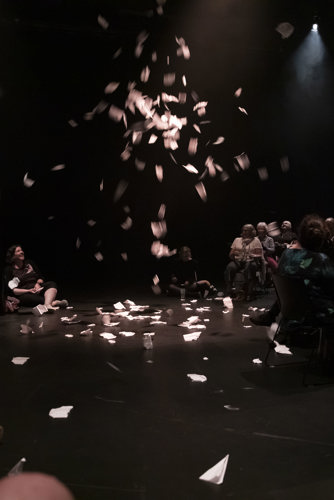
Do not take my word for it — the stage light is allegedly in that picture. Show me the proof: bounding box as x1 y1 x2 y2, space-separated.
312 23 318 32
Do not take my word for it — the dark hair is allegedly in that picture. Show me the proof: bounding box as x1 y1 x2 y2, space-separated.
298 214 327 251
5 244 22 265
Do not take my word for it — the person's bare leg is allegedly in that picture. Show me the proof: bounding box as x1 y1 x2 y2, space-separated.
43 288 57 308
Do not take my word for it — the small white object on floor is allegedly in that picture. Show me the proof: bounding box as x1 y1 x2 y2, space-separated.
274 342 292 355
199 454 229 485
12 357 29 365
187 373 207 383
49 405 73 419
252 358 262 364
183 332 201 342
100 332 117 340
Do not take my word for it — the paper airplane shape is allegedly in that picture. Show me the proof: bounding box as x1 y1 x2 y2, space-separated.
199 454 229 485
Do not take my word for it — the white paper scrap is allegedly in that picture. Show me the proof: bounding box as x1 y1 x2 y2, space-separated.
12 357 29 365
100 333 117 340
274 342 292 355
224 405 240 411
114 302 125 310
23 172 35 188
252 358 262 364
49 406 73 419
223 297 233 309
119 331 136 337
183 332 201 342
187 373 207 383
199 454 229 485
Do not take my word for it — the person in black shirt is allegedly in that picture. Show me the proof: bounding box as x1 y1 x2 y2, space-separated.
4 244 67 312
168 246 216 297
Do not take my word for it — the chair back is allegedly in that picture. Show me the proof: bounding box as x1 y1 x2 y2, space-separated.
272 274 313 322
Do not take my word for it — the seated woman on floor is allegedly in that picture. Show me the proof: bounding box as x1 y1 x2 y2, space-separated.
4 244 68 313
168 246 216 297
251 214 334 326
224 224 263 301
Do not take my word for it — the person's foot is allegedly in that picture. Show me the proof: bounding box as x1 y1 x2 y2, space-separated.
250 310 275 326
52 300 69 308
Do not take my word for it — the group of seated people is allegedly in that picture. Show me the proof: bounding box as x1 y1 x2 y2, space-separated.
3 215 334 312
224 219 300 301
251 214 334 332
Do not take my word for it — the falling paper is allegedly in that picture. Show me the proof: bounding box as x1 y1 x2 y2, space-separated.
213 136 225 145
49 406 73 419
51 164 65 171
104 81 120 94
234 87 242 97
94 252 104 262
187 374 207 382
199 455 229 485
155 164 163 182
97 14 109 30
23 172 35 188
11 357 29 365
195 182 207 202
224 405 240 411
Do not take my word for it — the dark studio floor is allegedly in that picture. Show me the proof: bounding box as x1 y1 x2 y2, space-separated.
1 286 334 500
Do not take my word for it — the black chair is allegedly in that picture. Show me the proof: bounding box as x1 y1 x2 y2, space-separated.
265 274 328 386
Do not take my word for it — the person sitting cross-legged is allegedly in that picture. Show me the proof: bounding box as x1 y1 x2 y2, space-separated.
168 246 216 298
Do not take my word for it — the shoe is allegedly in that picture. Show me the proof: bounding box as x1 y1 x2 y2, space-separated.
250 311 275 326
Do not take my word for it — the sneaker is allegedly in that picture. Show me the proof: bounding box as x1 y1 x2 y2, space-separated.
250 310 275 326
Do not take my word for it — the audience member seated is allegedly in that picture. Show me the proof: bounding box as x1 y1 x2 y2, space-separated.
168 246 216 298
251 214 334 329
324 217 334 260
256 222 277 276
3 244 68 313
274 220 297 257
224 224 263 301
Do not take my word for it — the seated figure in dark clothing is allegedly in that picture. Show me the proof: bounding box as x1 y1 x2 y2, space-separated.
168 246 216 297
4 244 68 313
251 214 334 328
273 220 298 257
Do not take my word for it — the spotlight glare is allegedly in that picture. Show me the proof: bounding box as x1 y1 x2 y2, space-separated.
312 23 318 32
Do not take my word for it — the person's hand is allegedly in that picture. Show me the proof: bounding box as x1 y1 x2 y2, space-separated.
33 283 43 293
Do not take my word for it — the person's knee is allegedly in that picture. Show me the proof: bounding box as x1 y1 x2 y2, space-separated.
0 472 75 500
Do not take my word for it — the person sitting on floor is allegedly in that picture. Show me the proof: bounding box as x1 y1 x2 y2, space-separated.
168 246 216 298
3 244 68 313
251 214 334 327
224 224 263 301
